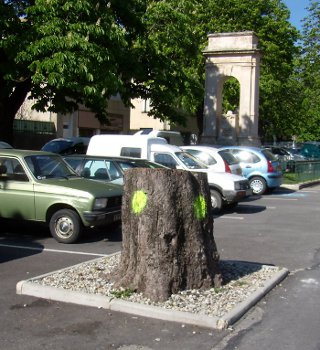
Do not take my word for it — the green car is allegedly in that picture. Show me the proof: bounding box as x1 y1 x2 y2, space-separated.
0 149 122 243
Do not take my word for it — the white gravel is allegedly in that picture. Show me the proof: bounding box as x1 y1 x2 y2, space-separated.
33 253 283 318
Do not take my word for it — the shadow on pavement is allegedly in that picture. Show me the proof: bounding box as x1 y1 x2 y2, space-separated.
0 219 44 263
80 224 123 244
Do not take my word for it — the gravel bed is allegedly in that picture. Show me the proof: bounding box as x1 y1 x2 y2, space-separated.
33 253 282 318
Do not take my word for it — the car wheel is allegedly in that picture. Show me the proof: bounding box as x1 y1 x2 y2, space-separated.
49 209 82 243
249 176 267 195
210 189 222 213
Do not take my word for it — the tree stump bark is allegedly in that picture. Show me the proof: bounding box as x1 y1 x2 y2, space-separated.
113 168 222 302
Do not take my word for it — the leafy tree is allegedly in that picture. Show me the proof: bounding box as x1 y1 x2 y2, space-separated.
143 0 299 140
0 0 300 144
130 0 298 141
297 0 320 141
0 0 148 143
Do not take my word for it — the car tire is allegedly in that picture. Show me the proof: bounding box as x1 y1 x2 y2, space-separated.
249 176 267 195
210 189 223 213
49 209 82 243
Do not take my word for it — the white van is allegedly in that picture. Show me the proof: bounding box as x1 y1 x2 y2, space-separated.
87 135 168 159
87 134 252 212
134 129 184 146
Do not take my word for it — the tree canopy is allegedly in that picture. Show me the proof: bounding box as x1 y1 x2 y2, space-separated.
0 0 315 144
297 0 320 141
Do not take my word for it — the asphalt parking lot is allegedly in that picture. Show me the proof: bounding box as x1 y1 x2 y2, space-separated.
1 185 320 350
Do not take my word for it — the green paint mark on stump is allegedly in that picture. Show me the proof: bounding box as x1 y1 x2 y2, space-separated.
132 190 148 214
194 195 207 220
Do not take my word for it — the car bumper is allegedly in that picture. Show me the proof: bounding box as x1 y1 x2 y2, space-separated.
83 209 121 226
266 173 283 188
223 188 252 203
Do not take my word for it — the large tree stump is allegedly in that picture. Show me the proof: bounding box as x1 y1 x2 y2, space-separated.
113 168 222 302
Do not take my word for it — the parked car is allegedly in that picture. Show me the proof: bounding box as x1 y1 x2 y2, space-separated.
63 155 167 185
0 141 13 149
300 142 320 160
41 137 90 155
0 149 122 243
262 146 305 161
219 146 283 195
181 145 242 175
86 135 252 213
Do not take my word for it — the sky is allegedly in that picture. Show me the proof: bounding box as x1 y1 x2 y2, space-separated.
283 0 310 30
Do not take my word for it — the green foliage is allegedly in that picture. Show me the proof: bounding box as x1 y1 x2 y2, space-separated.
297 1 320 141
111 288 135 299
140 0 300 138
1 0 317 143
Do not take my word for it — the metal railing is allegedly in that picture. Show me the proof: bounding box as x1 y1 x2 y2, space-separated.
281 160 320 183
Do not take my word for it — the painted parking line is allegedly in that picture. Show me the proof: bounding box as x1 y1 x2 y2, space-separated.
263 197 298 201
216 216 244 220
300 190 320 193
0 243 108 257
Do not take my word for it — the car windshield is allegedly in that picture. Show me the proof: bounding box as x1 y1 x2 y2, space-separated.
42 140 74 154
175 152 208 169
184 149 217 166
118 159 166 170
42 139 88 155
25 155 78 180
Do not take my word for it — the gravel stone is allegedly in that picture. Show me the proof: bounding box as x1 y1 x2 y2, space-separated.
33 253 282 318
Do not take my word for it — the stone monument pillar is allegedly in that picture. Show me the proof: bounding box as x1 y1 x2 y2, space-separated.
201 32 261 146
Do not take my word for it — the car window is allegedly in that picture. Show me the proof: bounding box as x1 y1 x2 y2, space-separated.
0 157 29 181
218 150 239 165
120 147 142 158
25 155 77 179
83 159 107 178
107 162 121 180
64 157 83 171
232 150 260 163
80 159 121 181
261 149 277 161
184 149 217 166
154 153 178 169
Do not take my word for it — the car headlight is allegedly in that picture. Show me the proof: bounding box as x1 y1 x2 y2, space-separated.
234 181 241 190
94 198 108 210
234 180 249 190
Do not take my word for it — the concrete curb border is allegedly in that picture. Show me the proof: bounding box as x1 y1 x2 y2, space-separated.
16 263 289 330
282 179 320 191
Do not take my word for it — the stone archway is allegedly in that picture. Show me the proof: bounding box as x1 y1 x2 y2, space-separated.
201 32 261 146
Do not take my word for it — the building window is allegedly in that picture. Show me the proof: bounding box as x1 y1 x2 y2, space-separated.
141 99 151 113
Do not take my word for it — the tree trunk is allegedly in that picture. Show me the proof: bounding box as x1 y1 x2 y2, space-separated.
113 168 222 302
0 78 31 144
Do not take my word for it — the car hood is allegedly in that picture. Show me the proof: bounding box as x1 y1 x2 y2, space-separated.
34 177 123 198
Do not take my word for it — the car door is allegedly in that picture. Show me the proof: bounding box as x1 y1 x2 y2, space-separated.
0 157 36 220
